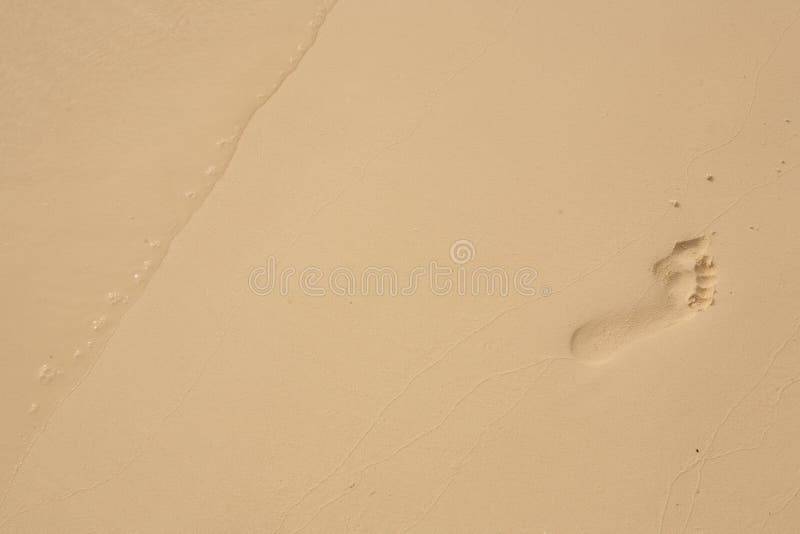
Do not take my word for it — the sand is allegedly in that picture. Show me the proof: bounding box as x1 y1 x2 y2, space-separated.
1 1 800 532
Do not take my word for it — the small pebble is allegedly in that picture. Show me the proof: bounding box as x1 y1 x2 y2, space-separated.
91 315 107 331
37 364 56 384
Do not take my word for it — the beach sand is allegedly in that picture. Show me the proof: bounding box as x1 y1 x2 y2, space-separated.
2 1 800 532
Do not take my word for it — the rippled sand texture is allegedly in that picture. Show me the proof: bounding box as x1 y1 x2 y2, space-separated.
2 0 800 532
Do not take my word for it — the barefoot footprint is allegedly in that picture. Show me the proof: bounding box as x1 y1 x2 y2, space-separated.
570 236 719 363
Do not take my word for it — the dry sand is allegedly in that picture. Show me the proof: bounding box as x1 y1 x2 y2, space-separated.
2 1 800 532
